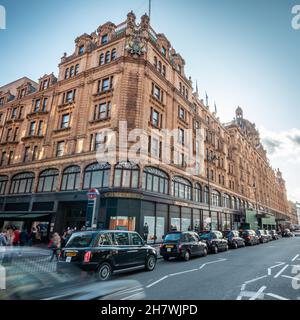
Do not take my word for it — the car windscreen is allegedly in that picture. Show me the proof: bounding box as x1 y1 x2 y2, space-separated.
199 233 211 239
164 233 181 242
65 233 95 248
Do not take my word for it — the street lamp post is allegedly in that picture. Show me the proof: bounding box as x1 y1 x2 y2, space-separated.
207 154 218 231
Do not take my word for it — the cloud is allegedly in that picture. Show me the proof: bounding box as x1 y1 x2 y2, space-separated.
259 127 300 202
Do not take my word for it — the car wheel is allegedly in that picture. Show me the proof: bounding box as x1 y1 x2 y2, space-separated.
145 255 157 271
212 246 218 254
96 262 112 281
183 250 190 261
203 248 208 257
163 256 170 261
242 241 246 247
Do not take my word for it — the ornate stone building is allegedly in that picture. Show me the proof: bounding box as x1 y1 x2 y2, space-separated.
0 12 294 240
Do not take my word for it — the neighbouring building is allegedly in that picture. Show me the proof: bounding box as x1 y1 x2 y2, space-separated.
296 202 300 226
0 12 295 242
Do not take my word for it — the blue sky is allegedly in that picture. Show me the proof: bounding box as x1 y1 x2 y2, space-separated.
0 0 299 202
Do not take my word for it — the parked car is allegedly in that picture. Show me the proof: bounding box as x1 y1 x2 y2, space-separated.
270 230 280 240
292 230 300 237
256 229 269 243
57 230 157 281
223 230 245 249
264 230 273 242
240 230 260 246
198 231 228 254
283 229 294 237
160 231 208 261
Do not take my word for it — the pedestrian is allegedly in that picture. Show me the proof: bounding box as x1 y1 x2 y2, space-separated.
0 228 8 247
20 229 29 246
30 226 37 245
13 227 20 246
143 223 149 242
6 227 14 246
49 233 61 262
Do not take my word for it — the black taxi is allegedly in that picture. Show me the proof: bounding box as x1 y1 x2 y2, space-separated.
57 230 157 281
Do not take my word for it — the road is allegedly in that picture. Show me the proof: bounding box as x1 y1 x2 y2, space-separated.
116 237 300 300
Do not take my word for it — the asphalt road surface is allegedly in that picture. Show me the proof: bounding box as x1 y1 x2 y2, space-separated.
116 237 300 300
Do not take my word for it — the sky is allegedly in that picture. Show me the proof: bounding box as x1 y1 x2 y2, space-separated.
0 0 299 201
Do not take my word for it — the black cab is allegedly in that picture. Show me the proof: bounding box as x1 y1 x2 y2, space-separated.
198 231 228 254
57 230 157 281
256 229 269 243
223 230 245 249
160 231 208 261
240 230 260 245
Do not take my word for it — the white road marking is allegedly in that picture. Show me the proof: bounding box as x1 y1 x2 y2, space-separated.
121 292 144 300
146 258 227 289
146 276 169 288
267 262 285 275
292 254 300 262
274 265 289 278
244 275 268 284
169 269 199 277
249 286 267 300
281 275 300 281
266 293 289 300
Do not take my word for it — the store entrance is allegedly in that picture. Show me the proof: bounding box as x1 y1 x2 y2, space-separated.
109 216 136 231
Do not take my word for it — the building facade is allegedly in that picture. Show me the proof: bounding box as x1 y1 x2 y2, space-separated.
0 12 294 242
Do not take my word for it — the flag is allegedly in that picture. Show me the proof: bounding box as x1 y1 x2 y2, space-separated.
214 101 217 114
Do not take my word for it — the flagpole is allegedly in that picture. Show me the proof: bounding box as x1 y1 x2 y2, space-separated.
149 0 152 19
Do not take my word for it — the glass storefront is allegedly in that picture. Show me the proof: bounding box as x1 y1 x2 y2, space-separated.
170 205 180 231
211 212 218 230
181 207 192 231
156 204 167 243
193 209 201 232
109 216 136 231
203 210 210 230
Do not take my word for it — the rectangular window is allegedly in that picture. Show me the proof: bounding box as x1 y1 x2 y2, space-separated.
61 114 70 129
0 152 6 166
37 121 43 136
32 146 38 161
0 97 4 105
178 128 184 145
34 99 41 112
19 106 24 119
42 79 49 90
42 98 48 112
23 147 30 163
102 78 110 92
179 106 185 120
11 107 17 119
153 85 161 101
79 45 85 55
101 34 108 45
151 109 159 127
6 128 12 141
65 90 75 103
13 127 19 141
29 121 36 136
151 138 159 158
56 141 64 157
95 133 104 151
8 151 14 165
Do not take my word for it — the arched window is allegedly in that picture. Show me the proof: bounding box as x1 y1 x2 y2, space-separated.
0 175 8 195
142 167 169 194
204 186 209 204
105 51 111 64
64 68 69 80
223 194 231 209
211 190 221 207
194 183 202 202
232 196 237 210
114 162 140 188
37 169 59 193
172 176 192 200
61 166 81 191
83 162 110 189
75 64 79 75
10 172 35 194
99 53 105 66
70 66 75 77
111 48 117 61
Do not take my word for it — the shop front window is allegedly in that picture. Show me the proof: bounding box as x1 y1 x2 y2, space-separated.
109 216 136 231
37 169 59 193
61 166 81 191
172 176 192 200
181 208 192 231
211 212 218 230
0 175 8 195
142 167 169 195
10 172 35 194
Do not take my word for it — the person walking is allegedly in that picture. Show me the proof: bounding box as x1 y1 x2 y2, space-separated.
20 229 29 246
49 233 61 262
143 223 149 242
6 227 14 246
0 229 8 246
13 227 20 246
